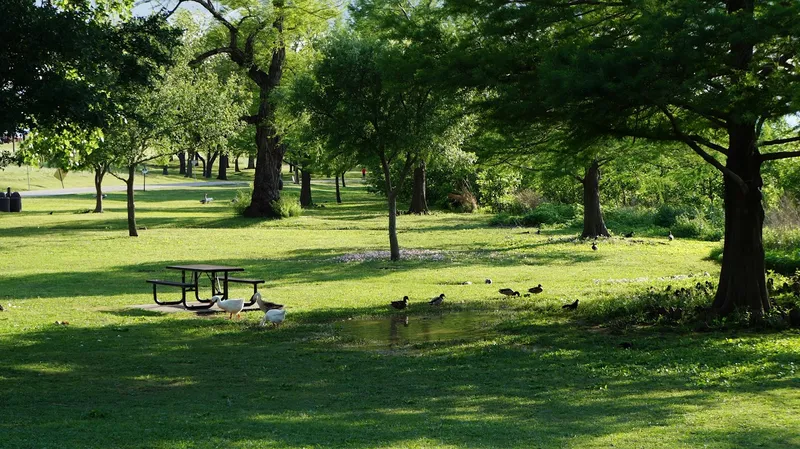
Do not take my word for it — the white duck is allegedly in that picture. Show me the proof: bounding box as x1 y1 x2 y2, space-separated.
210 295 244 320
253 291 283 313
262 308 286 327
200 193 214 204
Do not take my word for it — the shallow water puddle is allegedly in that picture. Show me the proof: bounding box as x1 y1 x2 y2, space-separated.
336 311 496 348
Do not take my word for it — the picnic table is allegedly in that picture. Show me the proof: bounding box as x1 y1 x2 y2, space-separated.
146 264 264 310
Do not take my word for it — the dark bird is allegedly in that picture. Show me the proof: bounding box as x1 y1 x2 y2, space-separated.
624 231 634 238
668 230 674 241
49 211 53 215
0 304 3 311
619 342 633 349
391 296 409 310
528 284 544 294
523 293 531 298
665 285 672 292
429 293 446 306
562 299 579 310
591 242 598 251
536 228 541 235
485 279 492 285
499 288 520 297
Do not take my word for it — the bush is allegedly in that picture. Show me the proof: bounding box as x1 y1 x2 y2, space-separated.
763 227 800 274
510 189 544 214
604 206 656 229
672 213 723 241
654 204 688 227
490 202 576 227
270 195 302 218
231 189 251 215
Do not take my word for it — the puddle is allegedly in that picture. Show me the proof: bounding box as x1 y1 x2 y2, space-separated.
336 311 496 348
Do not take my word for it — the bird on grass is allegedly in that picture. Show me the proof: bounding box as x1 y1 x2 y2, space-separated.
668 230 674 241
536 227 541 235
200 193 214 204
48 211 54 215
253 292 283 312
562 299 579 310
262 308 286 327
0 304 3 311
429 293 446 306
391 296 409 310
210 295 244 320
591 242 598 251
499 288 520 298
529 284 544 294
485 279 493 285
624 231 634 238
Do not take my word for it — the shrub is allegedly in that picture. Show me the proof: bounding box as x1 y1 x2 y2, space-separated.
654 204 687 227
672 213 722 241
270 195 302 218
490 202 576 227
604 206 656 229
231 189 251 215
510 189 543 214
766 195 800 229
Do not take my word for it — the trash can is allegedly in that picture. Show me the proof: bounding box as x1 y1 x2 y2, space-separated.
0 193 8 213
9 192 21 212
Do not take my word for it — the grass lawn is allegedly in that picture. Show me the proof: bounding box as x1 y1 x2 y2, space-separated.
0 173 797 448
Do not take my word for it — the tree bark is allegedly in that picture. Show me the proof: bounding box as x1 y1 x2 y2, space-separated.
93 165 106 213
581 160 610 239
126 165 138 237
234 155 240 172
178 151 186 175
340 172 346 188
408 160 428 214
195 153 206 177
712 122 770 316
293 165 300 184
244 123 284 217
335 173 342 204
381 155 401 261
205 151 218 178
246 155 255 169
186 154 194 178
217 153 228 180
300 170 312 207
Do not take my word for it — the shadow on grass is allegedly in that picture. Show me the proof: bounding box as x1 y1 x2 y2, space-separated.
0 307 796 448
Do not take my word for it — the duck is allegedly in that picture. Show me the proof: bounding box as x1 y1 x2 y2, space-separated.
591 241 598 251
429 293 446 306
485 279 492 284
391 296 409 310
499 288 520 297
668 230 674 241
210 295 244 319
262 308 286 327
528 284 543 294
562 299 579 310
624 231 634 238
253 292 283 312
200 193 214 204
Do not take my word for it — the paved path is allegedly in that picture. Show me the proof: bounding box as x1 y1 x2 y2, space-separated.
20 181 250 197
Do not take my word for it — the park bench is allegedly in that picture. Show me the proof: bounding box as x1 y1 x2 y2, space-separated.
146 279 195 306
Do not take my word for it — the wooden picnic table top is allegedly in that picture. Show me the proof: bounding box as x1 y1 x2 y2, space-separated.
166 264 245 273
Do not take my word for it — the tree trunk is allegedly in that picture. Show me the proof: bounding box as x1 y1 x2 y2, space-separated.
335 173 342 204
195 153 205 177
581 160 610 239
205 151 218 178
234 155 240 172
712 122 770 316
246 156 255 169
243 123 284 217
408 160 428 214
178 151 186 175
300 170 312 207
293 166 300 184
217 153 228 180
340 172 346 188
93 166 105 213
126 165 138 237
381 156 401 261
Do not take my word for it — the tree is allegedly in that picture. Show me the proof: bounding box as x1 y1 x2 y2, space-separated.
164 0 338 217
441 0 800 316
293 31 466 260
1 0 179 133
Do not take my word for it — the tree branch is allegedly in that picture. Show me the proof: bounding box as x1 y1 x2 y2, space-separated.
759 136 800 147
760 150 800 162
189 47 233 67
688 135 728 155
659 105 748 194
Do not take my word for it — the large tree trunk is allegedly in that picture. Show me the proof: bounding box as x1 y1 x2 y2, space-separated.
246 156 255 169
234 155 240 172
381 156 401 261
178 151 186 175
244 123 284 217
335 174 342 204
712 122 770 316
581 160 610 239
340 172 346 188
195 153 205 178
408 161 428 214
217 153 228 180
293 166 300 184
93 165 106 213
126 165 138 237
300 170 312 207
205 151 218 178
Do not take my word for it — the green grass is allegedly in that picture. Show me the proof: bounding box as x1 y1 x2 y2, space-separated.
0 174 798 448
